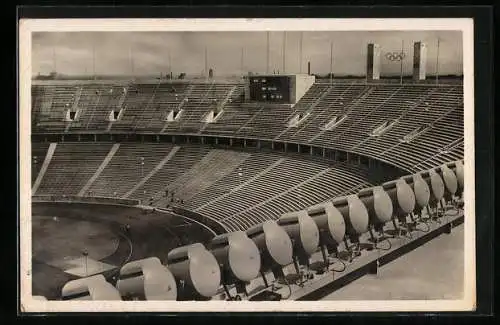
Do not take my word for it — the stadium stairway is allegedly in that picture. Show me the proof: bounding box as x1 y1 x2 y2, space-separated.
123 146 181 199
78 144 120 196
32 142 57 195
192 157 285 212
163 149 250 202
220 168 332 230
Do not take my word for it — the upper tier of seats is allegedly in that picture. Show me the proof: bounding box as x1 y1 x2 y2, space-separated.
32 142 376 232
31 79 464 173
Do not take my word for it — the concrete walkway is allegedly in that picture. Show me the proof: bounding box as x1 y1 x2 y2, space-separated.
322 224 464 300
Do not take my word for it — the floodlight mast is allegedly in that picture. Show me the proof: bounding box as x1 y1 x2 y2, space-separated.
330 41 334 85
436 38 441 84
92 43 96 80
52 47 57 74
282 31 286 74
400 40 404 85
266 31 270 74
299 32 303 74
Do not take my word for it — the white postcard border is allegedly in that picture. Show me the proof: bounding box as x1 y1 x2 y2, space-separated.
19 18 476 313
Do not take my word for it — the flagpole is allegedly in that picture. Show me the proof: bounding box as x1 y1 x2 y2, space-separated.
168 48 172 79
330 41 333 85
204 46 208 79
400 40 404 85
130 45 134 76
299 32 303 74
266 31 270 74
241 47 244 75
282 31 286 74
52 47 56 74
92 44 96 80
436 38 440 84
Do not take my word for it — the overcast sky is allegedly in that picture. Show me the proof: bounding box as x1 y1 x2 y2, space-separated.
32 31 463 77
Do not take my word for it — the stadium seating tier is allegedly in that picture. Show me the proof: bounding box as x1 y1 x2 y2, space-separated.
31 79 464 231
32 80 464 173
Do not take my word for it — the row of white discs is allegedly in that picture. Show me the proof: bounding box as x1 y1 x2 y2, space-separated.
38 160 462 302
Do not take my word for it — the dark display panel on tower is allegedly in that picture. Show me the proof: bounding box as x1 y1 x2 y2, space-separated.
248 76 291 103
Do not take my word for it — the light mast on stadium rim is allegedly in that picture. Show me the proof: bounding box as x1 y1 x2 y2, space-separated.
266 31 270 74
282 31 286 74
168 48 172 80
92 42 96 80
436 37 441 84
52 47 57 75
129 44 135 77
240 47 245 76
330 41 334 85
204 46 208 80
400 39 404 85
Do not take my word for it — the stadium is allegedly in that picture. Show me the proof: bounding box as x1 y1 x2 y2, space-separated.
29 31 465 302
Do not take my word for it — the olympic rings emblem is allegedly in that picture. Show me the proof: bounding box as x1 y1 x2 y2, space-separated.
385 52 406 61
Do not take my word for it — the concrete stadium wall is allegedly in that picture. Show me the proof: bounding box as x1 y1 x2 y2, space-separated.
32 195 140 206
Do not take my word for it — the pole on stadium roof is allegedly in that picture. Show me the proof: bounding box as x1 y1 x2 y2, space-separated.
52 47 56 74
130 45 135 77
299 32 303 74
282 31 286 74
330 41 334 85
92 44 96 80
436 38 440 84
204 46 208 79
241 47 245 75
266 31 270 74
168 48 172 78
400 39 404 85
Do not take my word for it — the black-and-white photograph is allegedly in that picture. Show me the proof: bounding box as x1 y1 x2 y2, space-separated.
19 18 475 312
